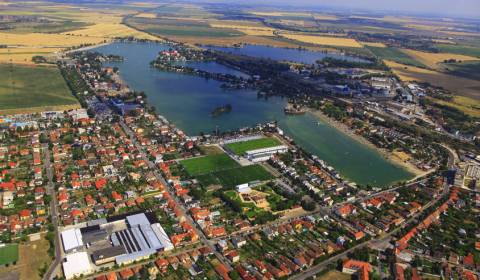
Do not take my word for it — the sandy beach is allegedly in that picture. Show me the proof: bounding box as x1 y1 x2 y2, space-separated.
307 109 430 179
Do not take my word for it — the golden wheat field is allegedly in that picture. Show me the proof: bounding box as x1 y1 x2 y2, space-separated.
385 60 480 101
209 22 276 36
0 32 106 47
401 49 479 69
281 34 362 48
0 47 62 64
63 23 158 40
134 12 157 18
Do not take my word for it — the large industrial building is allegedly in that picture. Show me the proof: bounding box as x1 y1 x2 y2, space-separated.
244 145 288 162
60 212 174 279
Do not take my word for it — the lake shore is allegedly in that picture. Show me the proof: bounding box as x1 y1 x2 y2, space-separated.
307 109 427 179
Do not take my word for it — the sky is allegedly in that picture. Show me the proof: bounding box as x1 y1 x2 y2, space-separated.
201 0 480 18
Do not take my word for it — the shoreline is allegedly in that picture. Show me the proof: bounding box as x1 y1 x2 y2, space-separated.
307 109 428 179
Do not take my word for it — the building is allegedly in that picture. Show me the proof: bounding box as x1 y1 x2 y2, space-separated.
62 252 93 279
236 183 251 193
244 145 288 162
60 211 174 280
61 228 84 253
342 259 372 280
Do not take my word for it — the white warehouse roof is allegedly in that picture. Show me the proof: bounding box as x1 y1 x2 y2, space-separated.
61 228 83 252
62 252 92 279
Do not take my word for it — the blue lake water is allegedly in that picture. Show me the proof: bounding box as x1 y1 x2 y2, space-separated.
93 42 413 186
209 44 369 64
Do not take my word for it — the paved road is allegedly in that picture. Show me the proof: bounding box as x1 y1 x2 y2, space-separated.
42 143 62 280
119 120 233 270
291 181 451 280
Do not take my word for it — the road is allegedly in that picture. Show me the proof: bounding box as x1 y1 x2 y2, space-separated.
42 143 62 280
291 180 451 280
119 120 233 270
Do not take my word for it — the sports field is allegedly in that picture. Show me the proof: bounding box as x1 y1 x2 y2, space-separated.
197 165 273 188
180 154 240 176
0 64 79 114
225 137 282 155
0 244 18 266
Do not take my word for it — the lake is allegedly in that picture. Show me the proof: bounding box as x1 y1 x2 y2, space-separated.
209 44 369 64
94 42 413 186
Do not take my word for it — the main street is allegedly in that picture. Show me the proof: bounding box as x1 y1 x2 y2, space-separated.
119 120 233 270
42 143 62 280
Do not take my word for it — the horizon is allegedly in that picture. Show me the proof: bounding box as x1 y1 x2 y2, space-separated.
189 0 480 18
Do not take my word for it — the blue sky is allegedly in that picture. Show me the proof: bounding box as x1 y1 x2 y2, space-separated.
202 0 480 18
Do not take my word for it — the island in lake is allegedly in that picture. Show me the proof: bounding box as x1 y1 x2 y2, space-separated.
211 104 232 117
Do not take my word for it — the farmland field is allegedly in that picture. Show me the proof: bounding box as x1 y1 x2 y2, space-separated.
180 154 240 176
0 64 79 114
385 60 480 101
197 164 273 188
0 244 18 266
125 17 244 38
0 32 106 48
225 137 282 155
281 34 362 48
367 46 425 67
401 49 479 69
443 61 480 81
62 23 158 40
436 44 480 57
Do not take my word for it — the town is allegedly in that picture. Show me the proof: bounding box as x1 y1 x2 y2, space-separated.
0 36 478 280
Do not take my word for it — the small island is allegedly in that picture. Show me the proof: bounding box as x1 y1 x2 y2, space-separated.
211 104 232 117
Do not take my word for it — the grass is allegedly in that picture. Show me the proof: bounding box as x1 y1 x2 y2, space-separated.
443 61 480 81
225 137 282 155
0 237 52 280
0 64 79 113
436 44 480 58
367 46 425 67
126 17 244 38
3 20 91 34
401 49 479 69
197 164 273 188
281 34 362 48
0 244 18 266
317 270 352 280
428 96 480 118
180 154 239 176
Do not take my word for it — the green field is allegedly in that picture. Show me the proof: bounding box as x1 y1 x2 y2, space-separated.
443 61 480 80
436 44 480 58
126 17 243 38
197 164 273 187
225 137 282 155
0 244 18 266
4 20 91 34
366 46 425 67
180 154 240 176
0 64 79 113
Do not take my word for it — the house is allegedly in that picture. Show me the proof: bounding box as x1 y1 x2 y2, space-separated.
226 250 240 263
231 236 247 248
342 259 372 280
335 204 356 218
